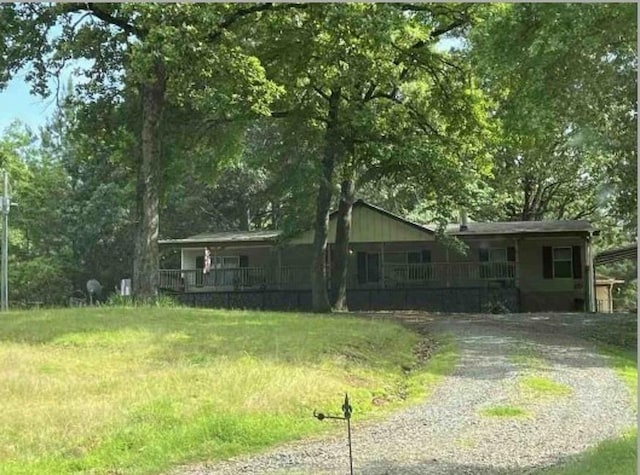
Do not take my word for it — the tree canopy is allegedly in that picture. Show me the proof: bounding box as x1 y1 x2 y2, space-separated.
0 2 635 309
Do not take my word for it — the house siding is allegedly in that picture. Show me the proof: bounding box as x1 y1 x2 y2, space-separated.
290 205 434 244
518 237 588 311
164 203 594 313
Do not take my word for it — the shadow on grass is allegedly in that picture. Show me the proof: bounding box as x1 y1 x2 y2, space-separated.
0 308 635 381
0 307 421 371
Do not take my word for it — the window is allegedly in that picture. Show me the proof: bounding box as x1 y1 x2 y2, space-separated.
408 250 431 264
479 247 508 279
357 252 380 284
543 246 581 280
212 256 240 269
553 247 572 278
203 256 240 286
382 251 432 282
489 248 507 262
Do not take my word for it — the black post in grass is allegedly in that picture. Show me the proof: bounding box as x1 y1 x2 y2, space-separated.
313 393 353 475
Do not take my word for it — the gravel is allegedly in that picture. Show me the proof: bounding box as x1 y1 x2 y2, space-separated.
173 313 636 475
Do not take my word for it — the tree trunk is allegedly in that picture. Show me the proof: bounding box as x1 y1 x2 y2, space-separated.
240 202 251 231
311 88 341 313
133 60 166 301
331 178 355 311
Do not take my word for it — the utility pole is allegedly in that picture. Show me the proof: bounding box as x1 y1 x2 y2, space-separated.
1 171 10 311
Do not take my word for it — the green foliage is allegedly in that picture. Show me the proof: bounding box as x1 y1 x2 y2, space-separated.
0 3 635 303
0 307 457 474
469 3 636 230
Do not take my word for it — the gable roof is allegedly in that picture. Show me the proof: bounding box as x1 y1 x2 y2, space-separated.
159 200 596 247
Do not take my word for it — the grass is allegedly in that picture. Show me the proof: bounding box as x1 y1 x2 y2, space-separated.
540 429 637 475
519 376 572 398
480 405 530 418
0 307 457 475
535 319 637 475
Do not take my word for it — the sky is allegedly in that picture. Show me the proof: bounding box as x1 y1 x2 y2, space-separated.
0 36 463 135
0 73 59 133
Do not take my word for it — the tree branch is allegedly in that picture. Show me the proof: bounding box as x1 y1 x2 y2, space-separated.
313 87 331 101
85 3 145 37
209 3 308 42
363 83 377 101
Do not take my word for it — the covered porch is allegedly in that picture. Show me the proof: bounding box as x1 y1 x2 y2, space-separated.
158 259 516 293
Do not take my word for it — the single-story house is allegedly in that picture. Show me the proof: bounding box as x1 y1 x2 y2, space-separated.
158 200 599 313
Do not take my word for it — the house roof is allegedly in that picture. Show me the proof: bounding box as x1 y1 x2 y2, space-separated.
445 220 595 236
159 230 280 247
159 200 597 247
594 243 637 266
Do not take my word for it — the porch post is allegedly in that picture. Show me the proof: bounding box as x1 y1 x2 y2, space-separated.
586 234 595 312
445 248 450 287
277 247 282 290
514 238 520 288
327 244 331 289
380 242 385 288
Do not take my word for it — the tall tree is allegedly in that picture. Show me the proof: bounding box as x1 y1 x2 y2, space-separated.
257 3 492 311
469 3 637 230
0 3 287 299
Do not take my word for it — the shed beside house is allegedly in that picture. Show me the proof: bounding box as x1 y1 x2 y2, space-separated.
595 277 625 313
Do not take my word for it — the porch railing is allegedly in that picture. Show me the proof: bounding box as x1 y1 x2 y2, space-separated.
159 266 311 292
383 261 515 285
159 261 515 292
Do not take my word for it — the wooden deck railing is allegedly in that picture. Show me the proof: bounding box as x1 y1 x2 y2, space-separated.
384 262 515 284
159 261 515 292
159 266 311 292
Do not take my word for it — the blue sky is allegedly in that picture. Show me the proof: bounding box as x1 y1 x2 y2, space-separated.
0 73 59 133
0 36 463 135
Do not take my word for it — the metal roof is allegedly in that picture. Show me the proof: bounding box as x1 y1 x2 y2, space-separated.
159 230 280 246
159 201 597 246
445 220 595 236
594 243 637 266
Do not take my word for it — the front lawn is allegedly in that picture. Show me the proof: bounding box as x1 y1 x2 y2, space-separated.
0 307 455 474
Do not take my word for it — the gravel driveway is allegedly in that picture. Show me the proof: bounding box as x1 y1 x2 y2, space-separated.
175 313 636 475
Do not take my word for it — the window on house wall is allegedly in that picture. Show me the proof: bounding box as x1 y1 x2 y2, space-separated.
212 256 240 269
553 247 572 278
209 255 242 286
479 247 506 278
357 252 380 284
543 245 582 280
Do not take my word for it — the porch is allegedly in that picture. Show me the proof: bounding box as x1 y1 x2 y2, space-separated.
158 261 516 293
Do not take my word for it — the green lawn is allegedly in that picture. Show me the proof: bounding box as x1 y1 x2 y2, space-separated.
0 307 456 474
